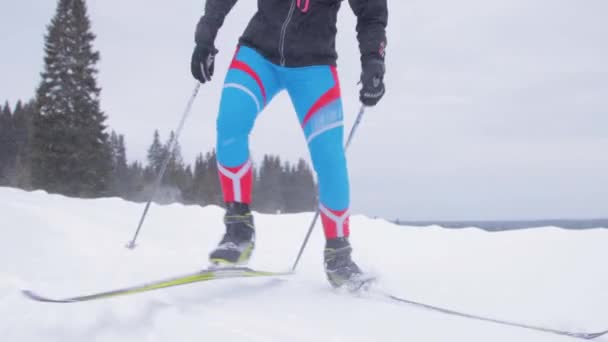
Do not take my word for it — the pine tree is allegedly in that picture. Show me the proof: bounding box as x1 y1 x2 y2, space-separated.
125 161 146 202
11 100 36 188
253 155 269 212
143 130 188 203
188 153 205 204
12 100 33 156
0 102 16 185
178 165 194 204
164 131 185 186
293 158 317 211
277 159 316 213
203 150 222 206
252 155 317 213
116 135 128 177
146 130 164 174
30 0 111 197
188 150 221 206
163 131 189 202
280 160 295 212
255 155 284 213
108 131 128 196
0 102 9 115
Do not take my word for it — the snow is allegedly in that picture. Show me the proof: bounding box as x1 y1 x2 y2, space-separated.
1 187 606 341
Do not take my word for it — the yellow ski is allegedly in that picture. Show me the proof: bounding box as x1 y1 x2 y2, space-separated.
22 267 292 303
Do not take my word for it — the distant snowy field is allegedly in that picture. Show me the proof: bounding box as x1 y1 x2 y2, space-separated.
1 187 606 341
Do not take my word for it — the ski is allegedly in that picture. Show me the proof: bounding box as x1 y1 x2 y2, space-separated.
378 291 608 340
23 269 607 340
22 267 292 303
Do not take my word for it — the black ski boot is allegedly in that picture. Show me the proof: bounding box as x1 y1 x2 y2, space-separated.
324 237 370 290
209 202 255 267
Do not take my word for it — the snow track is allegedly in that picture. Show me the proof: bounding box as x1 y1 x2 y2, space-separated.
1 187 607 341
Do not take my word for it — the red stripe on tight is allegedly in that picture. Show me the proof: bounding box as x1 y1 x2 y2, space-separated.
321 207 350 239
232 46 241 61
218 163 253 204
219 171 235 203
302 66 341 127
229 60 267 105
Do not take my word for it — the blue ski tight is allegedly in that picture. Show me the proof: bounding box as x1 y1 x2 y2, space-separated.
215 46 350 239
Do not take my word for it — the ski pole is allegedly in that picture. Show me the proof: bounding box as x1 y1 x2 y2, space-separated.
290 105 366 271
126 82 201 249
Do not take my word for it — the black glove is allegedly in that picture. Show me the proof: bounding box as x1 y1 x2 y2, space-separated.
191 44 219 83
359 59 386 106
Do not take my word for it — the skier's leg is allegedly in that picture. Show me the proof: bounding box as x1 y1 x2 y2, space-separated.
285 66 364 287
285 65 349 238
211 45 281 266
216 46 281 204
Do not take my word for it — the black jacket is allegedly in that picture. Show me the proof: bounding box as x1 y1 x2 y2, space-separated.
195 0 388 67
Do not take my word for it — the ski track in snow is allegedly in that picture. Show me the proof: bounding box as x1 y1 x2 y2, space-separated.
1 187 607 342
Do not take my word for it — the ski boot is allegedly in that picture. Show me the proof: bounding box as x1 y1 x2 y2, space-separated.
324 237 372 291
209 202 255 267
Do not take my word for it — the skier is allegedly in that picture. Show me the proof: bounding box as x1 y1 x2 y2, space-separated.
191 0 387 288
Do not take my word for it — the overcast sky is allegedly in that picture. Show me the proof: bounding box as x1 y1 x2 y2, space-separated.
1 0 607 220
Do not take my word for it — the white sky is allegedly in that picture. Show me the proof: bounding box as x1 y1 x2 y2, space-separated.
1 0 607 220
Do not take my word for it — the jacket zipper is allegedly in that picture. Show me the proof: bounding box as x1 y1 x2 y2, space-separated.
279 0 297 66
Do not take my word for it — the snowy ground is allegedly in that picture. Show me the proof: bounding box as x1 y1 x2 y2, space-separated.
1 187 607 341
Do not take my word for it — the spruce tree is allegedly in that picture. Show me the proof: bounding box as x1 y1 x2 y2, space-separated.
108 131 128 196
164 131 185 186
280 160 295 212
146 130 164 174
188 153 205 204
125 161 146 201
253 155 269 212
30 0 111 197
189 150 222 206
116 135 128 177
294 158 317 211
12 101 29 156
255 155 284 212
163 131 189 201
143 130 188 203
0 102 15 185
11 100 36 188
203 150 222 206
0 102 9 115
